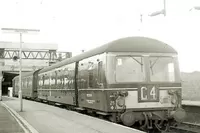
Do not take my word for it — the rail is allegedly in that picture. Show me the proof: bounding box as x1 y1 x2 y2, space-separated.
168 100 200 133
170 122 200 133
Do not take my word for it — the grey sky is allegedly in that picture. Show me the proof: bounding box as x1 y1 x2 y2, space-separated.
0 0 200 72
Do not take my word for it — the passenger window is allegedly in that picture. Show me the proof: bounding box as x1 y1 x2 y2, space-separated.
27 78 29 88
78 61 89 89
97 61 104 88
88 61 94 88
50 71 56 89
56 70 62 89
29 77 32 87
64 68 69 89
42 75 45 88
40 75 44 89
44 74 50 89
63 63 75 89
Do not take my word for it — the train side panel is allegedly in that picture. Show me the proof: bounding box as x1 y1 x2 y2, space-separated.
22 76 33 98
37 63 76 105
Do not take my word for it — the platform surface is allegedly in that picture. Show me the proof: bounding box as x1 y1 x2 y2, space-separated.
2 97 144 133
182 100 200 106
0 102 24 133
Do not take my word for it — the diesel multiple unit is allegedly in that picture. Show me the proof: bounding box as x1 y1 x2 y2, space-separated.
12 37 186 131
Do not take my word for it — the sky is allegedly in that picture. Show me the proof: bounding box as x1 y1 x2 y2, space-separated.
0 0 200 72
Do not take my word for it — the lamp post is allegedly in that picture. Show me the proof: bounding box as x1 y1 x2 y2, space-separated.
0 71 3 101
163 0 166 16
1 28 40 112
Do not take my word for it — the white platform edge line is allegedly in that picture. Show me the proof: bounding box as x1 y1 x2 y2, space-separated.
1 102 29 133
182 103 200 107
1 102 39 133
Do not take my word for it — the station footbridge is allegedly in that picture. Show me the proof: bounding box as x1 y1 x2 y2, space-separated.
0 41 71 96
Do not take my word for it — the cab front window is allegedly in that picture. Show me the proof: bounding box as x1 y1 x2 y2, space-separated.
149 56 175 82
116 56 145 82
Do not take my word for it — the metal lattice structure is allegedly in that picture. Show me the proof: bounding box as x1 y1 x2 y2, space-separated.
0 43 72 72
0 49 72 62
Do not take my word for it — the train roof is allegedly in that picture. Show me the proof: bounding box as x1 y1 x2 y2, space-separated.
12 70 39 80
39 36 177 74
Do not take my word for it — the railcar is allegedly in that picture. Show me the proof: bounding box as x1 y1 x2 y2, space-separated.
12 70 40 99
13 36 186 131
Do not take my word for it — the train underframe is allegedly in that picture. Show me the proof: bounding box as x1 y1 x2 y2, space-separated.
107 108 186 132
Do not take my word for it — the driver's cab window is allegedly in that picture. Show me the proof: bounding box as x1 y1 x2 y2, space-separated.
116 56 145 82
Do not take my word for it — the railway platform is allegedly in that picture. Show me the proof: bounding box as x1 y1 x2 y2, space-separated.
182 100 200 106
0 101 25 133
1 96 144 133
182 100 200 125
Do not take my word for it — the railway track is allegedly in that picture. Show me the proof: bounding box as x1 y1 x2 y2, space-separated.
168 122 200 133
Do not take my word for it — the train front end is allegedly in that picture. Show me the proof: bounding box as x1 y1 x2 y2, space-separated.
106 52 186 130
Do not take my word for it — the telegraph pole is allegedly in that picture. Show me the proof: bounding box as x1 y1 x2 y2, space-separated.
0 71 2 101
1 28 40 112
163 0 166 16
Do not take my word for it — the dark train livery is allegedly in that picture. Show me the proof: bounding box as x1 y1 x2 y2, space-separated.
13 37 186 131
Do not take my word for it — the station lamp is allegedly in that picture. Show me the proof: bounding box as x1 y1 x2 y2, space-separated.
13 56 19 61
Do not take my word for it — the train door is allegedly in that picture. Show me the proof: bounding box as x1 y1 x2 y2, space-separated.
77 54 108 111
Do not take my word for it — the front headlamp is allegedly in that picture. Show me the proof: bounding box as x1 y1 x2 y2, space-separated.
116 96 125 107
